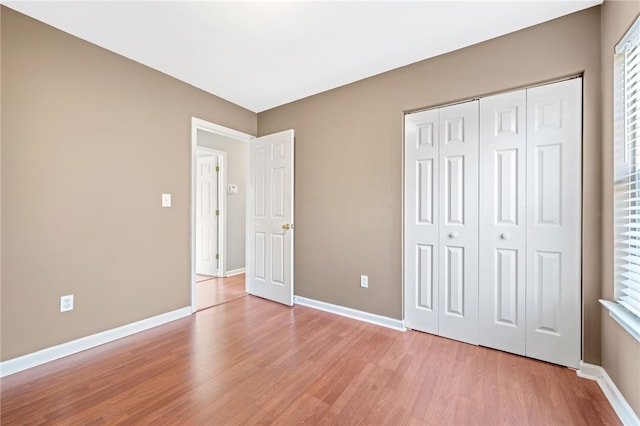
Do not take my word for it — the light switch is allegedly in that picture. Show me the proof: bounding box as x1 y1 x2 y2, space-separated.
162 193 171 207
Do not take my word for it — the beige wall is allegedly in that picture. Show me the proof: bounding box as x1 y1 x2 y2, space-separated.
601 0 640 417
259 8 603 362
197 130 247 272
0 7 256 360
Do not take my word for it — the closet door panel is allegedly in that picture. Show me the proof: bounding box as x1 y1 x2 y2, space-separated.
479 90 527 355
404 109 440 334
526 78 582 368
438 101 479 345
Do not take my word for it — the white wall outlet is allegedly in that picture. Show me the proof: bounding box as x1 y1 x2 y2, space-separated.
360 275 368 288
60 294 74 312
161 193 171 207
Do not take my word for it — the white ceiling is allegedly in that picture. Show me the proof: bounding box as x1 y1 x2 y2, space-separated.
4 1 602 113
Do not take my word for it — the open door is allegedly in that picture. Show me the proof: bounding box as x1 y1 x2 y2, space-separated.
247 130 294 306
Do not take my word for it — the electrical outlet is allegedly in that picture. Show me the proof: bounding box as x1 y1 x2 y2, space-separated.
360 275 368 288
60 295 74 312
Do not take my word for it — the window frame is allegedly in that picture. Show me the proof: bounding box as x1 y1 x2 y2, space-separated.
603 14 640 343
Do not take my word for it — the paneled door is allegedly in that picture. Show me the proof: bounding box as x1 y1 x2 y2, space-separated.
196 155 219 277
438 101 479 345
404 79 581 367
404 108 440 334
247 130 295 306
478 90 527 355
526 79 582 368
404 101 479 344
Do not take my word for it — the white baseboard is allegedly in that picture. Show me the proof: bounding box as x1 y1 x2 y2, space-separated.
294 296 406 332
576 361 602 380
0 306 192 378
225 268 245 277
578 361 640 426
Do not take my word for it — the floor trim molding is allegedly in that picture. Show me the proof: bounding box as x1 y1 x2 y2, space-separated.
578 361 640 426
225 268 246 277
0 307 192 378
294 296 406 332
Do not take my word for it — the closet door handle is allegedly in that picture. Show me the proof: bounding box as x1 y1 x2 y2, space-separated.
448 232 458 239
501 233 511 240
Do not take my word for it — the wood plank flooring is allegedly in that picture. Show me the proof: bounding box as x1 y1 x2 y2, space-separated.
196 273 246 311
1 296 620 425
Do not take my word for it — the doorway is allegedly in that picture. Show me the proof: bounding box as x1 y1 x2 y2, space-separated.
191 118 252 312
191 118 296 312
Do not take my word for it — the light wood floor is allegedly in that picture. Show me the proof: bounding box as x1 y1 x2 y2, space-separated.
1 296 620 425
195 273 246 311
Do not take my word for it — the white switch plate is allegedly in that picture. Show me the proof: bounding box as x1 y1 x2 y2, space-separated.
60 294 74 312
162 193 171 207
360 275 368 288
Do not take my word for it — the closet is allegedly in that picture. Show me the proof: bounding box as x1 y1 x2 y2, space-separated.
403 78 582 368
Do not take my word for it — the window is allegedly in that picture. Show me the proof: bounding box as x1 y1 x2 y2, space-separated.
606 15 640 342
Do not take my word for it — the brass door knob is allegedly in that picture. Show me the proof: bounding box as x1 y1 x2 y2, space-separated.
282 224 291 230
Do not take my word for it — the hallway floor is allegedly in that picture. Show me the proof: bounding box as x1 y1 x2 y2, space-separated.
196 273 246 311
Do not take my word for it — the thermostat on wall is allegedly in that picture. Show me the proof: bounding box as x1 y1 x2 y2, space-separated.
227 184 238 194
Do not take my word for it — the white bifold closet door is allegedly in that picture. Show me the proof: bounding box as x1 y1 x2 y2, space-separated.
438 102 479 345
405 78 582 368
478 78 582 368
525 79 582 368
404 100 479 345
478 90 527 356
404 108 440 335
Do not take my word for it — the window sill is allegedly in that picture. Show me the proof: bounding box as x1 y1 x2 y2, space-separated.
600 300 640 343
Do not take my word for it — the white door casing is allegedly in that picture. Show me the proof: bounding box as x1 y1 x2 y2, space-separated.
438 101 479 345
525 78 582 368
196 155 219 276
404 108 440 334
478 90 527 355
247 130 295 306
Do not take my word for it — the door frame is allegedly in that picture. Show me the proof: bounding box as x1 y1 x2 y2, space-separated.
190 117 253 313
195 146 226 278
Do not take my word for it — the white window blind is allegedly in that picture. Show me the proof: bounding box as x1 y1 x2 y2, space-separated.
613 16 640 331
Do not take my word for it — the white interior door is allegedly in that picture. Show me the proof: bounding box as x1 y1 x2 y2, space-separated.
196 155 219 276
479 90 527 355
247 130 295 306
438 101 479 345
404 108 440 334
526 78 582 368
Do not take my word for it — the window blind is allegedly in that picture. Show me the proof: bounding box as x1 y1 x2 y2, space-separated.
615 16 640 322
